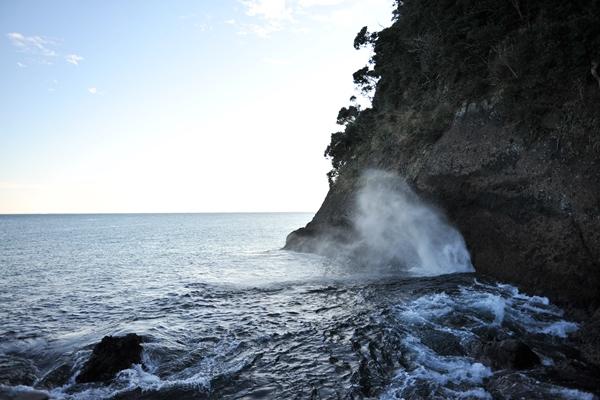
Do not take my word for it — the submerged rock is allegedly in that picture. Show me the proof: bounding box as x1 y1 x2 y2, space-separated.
76 333 143 383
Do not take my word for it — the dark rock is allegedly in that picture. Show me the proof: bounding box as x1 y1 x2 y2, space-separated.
486 372 551 400
418 329 465 357
573 308 600 366
37 363 72 388
0 389 49 400
472 338 541 370
0 355 38 386
111 387 209 400
76 333 143 383
13 392 49 400
541 359 600 394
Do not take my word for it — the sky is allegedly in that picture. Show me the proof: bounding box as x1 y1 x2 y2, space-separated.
0 0 395 213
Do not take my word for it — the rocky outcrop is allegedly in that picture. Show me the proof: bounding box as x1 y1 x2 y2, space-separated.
76 334 143 383
574 309 600 365
472 337 540 370
287 105 600 309
38 363 72 389
0 391 49 400
0 355 39 386
286 0 600 364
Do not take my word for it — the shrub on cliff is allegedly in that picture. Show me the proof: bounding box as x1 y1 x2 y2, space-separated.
325 0 600 178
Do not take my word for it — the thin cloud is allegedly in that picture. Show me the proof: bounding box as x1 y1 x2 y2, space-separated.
238 22 282 38
65 54 84 66
88 87 98 95
6 32 58 58
298 0 348 6
235 0 390 37
241 0 293 21
179 13 213 32
6 32 84 67
237 0 294 37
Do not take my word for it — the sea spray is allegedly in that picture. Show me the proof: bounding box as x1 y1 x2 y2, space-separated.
350 169 474 276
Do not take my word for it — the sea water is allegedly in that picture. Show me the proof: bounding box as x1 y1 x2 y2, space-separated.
0 214 596 399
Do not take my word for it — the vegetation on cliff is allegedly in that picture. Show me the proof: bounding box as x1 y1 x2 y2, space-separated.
325 0 600 183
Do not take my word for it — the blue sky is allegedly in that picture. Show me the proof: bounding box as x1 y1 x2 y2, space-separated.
0 0 394 213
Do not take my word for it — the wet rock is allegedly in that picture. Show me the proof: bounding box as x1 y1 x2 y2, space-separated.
37 363 72 388
574 308 600 365
13 392 49 400
0 389 49 400
540 358 600 394
0 355 38 386
473 338 541 370
418 329 465 357
486 372 550 400
76 333 143 383
112 387 208 400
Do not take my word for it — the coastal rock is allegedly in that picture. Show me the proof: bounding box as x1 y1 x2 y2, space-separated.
574 309 600 365
0 355 38 386
13 393 49 400
472 338 541 370
37 363 72 388
0 391 50 400
285 113 600 311
485 372 556 400
285 0 600 364
76 334 143 383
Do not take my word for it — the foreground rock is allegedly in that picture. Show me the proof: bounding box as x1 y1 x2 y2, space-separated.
0 355 39 386
14 393 48 400
0 390 49 400
76 334 143 383
472 338 541 370
37 363 73 388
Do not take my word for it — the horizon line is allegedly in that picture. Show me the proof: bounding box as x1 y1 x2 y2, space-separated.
0 211 316 216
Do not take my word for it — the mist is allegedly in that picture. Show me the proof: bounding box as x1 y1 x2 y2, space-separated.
337 170 474 276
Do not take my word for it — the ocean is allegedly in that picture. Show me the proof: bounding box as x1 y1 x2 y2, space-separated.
0 213 596 399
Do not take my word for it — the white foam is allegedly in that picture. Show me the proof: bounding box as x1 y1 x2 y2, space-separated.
460 289 506 325
454 388 493 399
549 387 595 400
403 335 492 384
456 282 579 337
44 338 250 399
381 335 492 399
384 281 586 398
539 321 579 338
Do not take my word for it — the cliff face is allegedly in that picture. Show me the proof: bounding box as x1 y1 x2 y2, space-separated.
288 101 600 308
285 0 600 360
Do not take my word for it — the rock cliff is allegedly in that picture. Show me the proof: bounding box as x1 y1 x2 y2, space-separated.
285 0 600 362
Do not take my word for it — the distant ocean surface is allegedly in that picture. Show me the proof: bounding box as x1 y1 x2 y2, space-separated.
0 214 596 399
